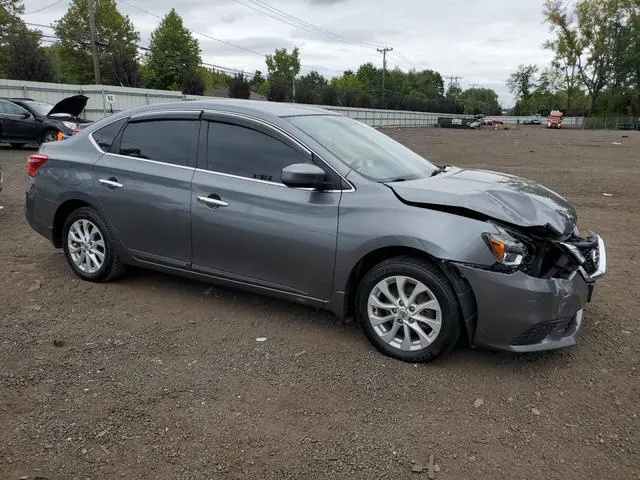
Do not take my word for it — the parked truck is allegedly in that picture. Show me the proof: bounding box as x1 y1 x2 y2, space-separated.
547 110 564 128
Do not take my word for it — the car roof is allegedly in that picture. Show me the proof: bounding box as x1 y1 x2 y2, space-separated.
126 98 339 119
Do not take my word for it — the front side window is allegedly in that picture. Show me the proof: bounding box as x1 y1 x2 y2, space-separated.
119 119 197 167
0 101 29 116
287 114 439 182
206 121 309 183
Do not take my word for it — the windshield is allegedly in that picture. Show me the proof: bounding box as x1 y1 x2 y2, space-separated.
287 114 439 182
22 101 54 116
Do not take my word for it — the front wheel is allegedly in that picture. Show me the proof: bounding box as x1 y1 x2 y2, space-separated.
42 130 58 143
62 207 125 282
355 257 462 363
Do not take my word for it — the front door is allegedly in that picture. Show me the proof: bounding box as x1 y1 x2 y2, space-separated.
91 112 200 267
190 115 342 301
0 100 36 140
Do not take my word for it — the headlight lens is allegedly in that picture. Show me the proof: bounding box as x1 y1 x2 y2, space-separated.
62 121 78 130
483 231 528 266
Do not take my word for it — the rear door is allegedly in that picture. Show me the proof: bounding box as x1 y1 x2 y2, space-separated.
91 111 200 267
190 114 343 301
0 100 37 141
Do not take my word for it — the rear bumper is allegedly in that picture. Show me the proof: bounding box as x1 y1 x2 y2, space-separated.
455 265 596 353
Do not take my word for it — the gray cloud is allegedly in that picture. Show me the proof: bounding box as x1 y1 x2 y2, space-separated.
22 0 554 106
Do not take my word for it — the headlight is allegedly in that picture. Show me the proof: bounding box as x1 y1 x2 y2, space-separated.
62 121 78 130
482 229 528 266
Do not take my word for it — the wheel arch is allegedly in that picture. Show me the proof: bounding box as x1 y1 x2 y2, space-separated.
341 245 478 345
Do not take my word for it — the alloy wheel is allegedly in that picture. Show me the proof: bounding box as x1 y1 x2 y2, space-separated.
367 275 442 352
67 219 106 274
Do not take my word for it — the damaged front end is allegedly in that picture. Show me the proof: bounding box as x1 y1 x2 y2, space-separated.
453 222 607 353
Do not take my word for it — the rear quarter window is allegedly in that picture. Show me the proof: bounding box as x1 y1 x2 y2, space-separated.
91 118 127 152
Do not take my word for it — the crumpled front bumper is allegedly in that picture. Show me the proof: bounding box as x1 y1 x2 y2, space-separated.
455 235 606 353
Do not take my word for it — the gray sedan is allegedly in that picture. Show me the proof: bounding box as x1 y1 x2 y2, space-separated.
24 99 606 363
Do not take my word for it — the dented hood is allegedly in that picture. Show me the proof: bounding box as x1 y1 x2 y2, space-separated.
387 167 577 236
47 95 88 117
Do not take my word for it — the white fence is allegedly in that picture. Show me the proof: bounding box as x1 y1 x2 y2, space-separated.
1 79 585 128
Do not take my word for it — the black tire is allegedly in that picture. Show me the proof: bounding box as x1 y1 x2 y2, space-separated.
62 207 125 282
355 256 462 363
9 143 25 149
42 130 58 143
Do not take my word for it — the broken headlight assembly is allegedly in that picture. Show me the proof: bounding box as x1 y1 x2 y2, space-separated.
482 225 531 268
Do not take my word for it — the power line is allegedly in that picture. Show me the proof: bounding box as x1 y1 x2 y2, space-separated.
120 0 267 57
230 0 381 49
23 0 64 15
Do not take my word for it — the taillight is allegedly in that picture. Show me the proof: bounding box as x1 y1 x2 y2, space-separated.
27 154 48 177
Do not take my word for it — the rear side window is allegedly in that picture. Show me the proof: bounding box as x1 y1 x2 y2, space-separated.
206 121 308 183
119 119 197 167
92 118 126 152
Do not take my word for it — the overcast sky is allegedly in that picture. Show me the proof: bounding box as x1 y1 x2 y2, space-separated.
21 0 554 106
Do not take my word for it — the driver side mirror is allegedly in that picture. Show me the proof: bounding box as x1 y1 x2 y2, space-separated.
281 163 327 189
22 112 31 119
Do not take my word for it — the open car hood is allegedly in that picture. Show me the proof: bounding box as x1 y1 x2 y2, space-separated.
387 167 577 236
47 95 88 117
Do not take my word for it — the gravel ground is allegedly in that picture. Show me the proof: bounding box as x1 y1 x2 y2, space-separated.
1 126 639 480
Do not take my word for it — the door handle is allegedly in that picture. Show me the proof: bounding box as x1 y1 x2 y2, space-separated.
99 178 123 189
197 195 229 208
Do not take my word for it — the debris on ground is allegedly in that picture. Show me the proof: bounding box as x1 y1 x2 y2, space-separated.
473 398 484 408
427 454 436 479
294 350 306 357
532 408 541 416
52 339 65 347
411 464 424 473
27 279 42 292
602 193 614 197
256 337 267 342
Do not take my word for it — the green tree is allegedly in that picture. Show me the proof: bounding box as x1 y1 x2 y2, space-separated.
507 64 539 105
459 88 502 115
265 47 300 101
250 70 265 92
5 25 55 82
294 70 327 104
54 0 140 85
145 9 201 91
543 0 633 115
0 0 23 76
229 73 250 99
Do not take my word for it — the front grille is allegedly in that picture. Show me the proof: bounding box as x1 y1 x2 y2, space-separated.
578 244 599 275
511 318 573 346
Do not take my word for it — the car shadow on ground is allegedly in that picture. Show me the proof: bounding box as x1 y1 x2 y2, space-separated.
56 257 574 371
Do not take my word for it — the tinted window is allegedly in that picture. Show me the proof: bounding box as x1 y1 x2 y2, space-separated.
206 122 308 183
0 101 28 116
119 119 197 167
92 118 126 152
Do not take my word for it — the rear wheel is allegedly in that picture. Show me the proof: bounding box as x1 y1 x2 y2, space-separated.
62 207 125 282
355 256 462 363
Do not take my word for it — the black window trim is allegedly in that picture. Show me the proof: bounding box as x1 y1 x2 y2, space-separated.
91 110 202 170
0 99 31 117
198 110 354 192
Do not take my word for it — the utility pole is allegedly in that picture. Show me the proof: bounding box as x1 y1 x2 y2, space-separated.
445 75 462 89
377 47 393 100
88 0 101 85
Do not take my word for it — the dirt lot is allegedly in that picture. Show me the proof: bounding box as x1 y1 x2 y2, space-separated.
1 126 639 480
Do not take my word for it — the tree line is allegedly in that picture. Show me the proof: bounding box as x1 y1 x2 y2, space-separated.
0 0 505 115
508 0 639 117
